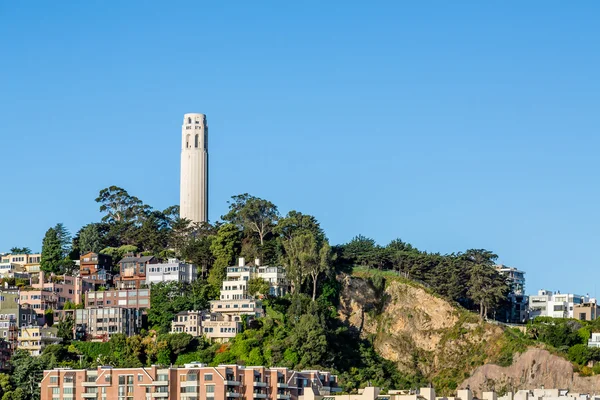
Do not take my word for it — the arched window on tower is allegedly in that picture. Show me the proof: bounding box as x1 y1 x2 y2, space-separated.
194 134 199 148
186 134 190 148
188 117 192 124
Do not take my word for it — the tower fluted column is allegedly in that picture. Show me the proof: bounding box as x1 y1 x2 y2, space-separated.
180 113 208 223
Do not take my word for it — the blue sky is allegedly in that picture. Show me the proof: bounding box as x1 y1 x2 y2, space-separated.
1 2 599 295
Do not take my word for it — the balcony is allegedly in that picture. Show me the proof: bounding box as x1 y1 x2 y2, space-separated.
276 383 288 388
82 381 98 387
226 393 241 398
151 393 169 398
253 381 267 387
276 395 290 400
152 381 169 386
253 394 268 399
224 380 241 386
180 393 198 397
180 380 199 387
82 393 98 398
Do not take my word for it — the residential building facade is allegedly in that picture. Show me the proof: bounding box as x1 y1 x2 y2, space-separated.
86 288 151 309
528 289 592 319
115 256 157 289
41 364 338 400
146 259 198 285
495 265 528 323
170 310 204 336
80 252 112 286
17 326 61 356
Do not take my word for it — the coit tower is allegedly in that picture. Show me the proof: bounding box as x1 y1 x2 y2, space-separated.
180 113 208 223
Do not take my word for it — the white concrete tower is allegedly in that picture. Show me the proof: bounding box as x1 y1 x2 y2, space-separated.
180 113 208 223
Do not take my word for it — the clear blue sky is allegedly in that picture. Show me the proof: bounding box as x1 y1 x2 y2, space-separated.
1 2 599 295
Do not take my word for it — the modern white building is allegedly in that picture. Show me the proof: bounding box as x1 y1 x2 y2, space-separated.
529 289 592 319
180 113 208 224
588 332 600 348
146 258 197 285
495 264 528 323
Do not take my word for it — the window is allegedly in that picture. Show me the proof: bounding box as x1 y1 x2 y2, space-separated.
138 374 143 382
204 374 213 381
50 377 58 384
195 135 199 148
206 385 215 393
64 388 74 394
52 388 59 394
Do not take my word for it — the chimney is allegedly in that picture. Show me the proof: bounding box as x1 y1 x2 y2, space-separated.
255 258 260 266
238 258 245 267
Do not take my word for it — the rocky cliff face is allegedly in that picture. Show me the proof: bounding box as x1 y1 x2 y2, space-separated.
338 273 600 395
461 348 600 395
337 273 505 391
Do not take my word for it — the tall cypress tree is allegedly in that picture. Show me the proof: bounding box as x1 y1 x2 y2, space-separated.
40 227 62 274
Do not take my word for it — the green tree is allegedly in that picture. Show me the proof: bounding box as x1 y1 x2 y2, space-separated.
77 223 106 254
342 235 377 267
248 277 271 298
277 211 326 295
208 224 241 290
44 309 54 327
223 194 279 246
9 248 31 254
40 227 62 274
466 251 507 319
56 314 74 342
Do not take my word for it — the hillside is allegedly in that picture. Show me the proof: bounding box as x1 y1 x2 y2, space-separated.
337 271 519 394
461 348 600 395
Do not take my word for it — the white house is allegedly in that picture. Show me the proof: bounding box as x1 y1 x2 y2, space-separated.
146 258 197 285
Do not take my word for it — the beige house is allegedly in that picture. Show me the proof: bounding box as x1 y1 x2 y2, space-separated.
170 310 204 336
17 326 61 356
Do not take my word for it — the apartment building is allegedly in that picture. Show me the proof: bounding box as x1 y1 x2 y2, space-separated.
80 252 112 286
171 310 204 336
20 288 58 324
146 259 198 285
0 289 37 348
17 326 61 356
41 364 338 400
574 301 599 321
201 313 243 343
209 258 279 321
70 307 143 341
86 288 150 309
170 311 242 342
115 255 157 289
31 273 94 308
0 340 11 371
495 264 528 323
0 253 41 275
528 290 591 319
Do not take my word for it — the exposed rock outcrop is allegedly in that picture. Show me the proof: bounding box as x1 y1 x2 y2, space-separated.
337 273 505 389
460 348 600 395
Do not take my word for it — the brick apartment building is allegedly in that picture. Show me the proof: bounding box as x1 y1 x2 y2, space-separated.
41 364 338 400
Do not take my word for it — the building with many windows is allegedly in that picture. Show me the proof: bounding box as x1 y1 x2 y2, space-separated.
115 255 157 289
146 259 198 285
495 264 528 323
80 252 112 287
528 289 592 320
17 326 61 356
85 288 150 309
209 257 289 321
41 364 338 400
170 310 204 336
